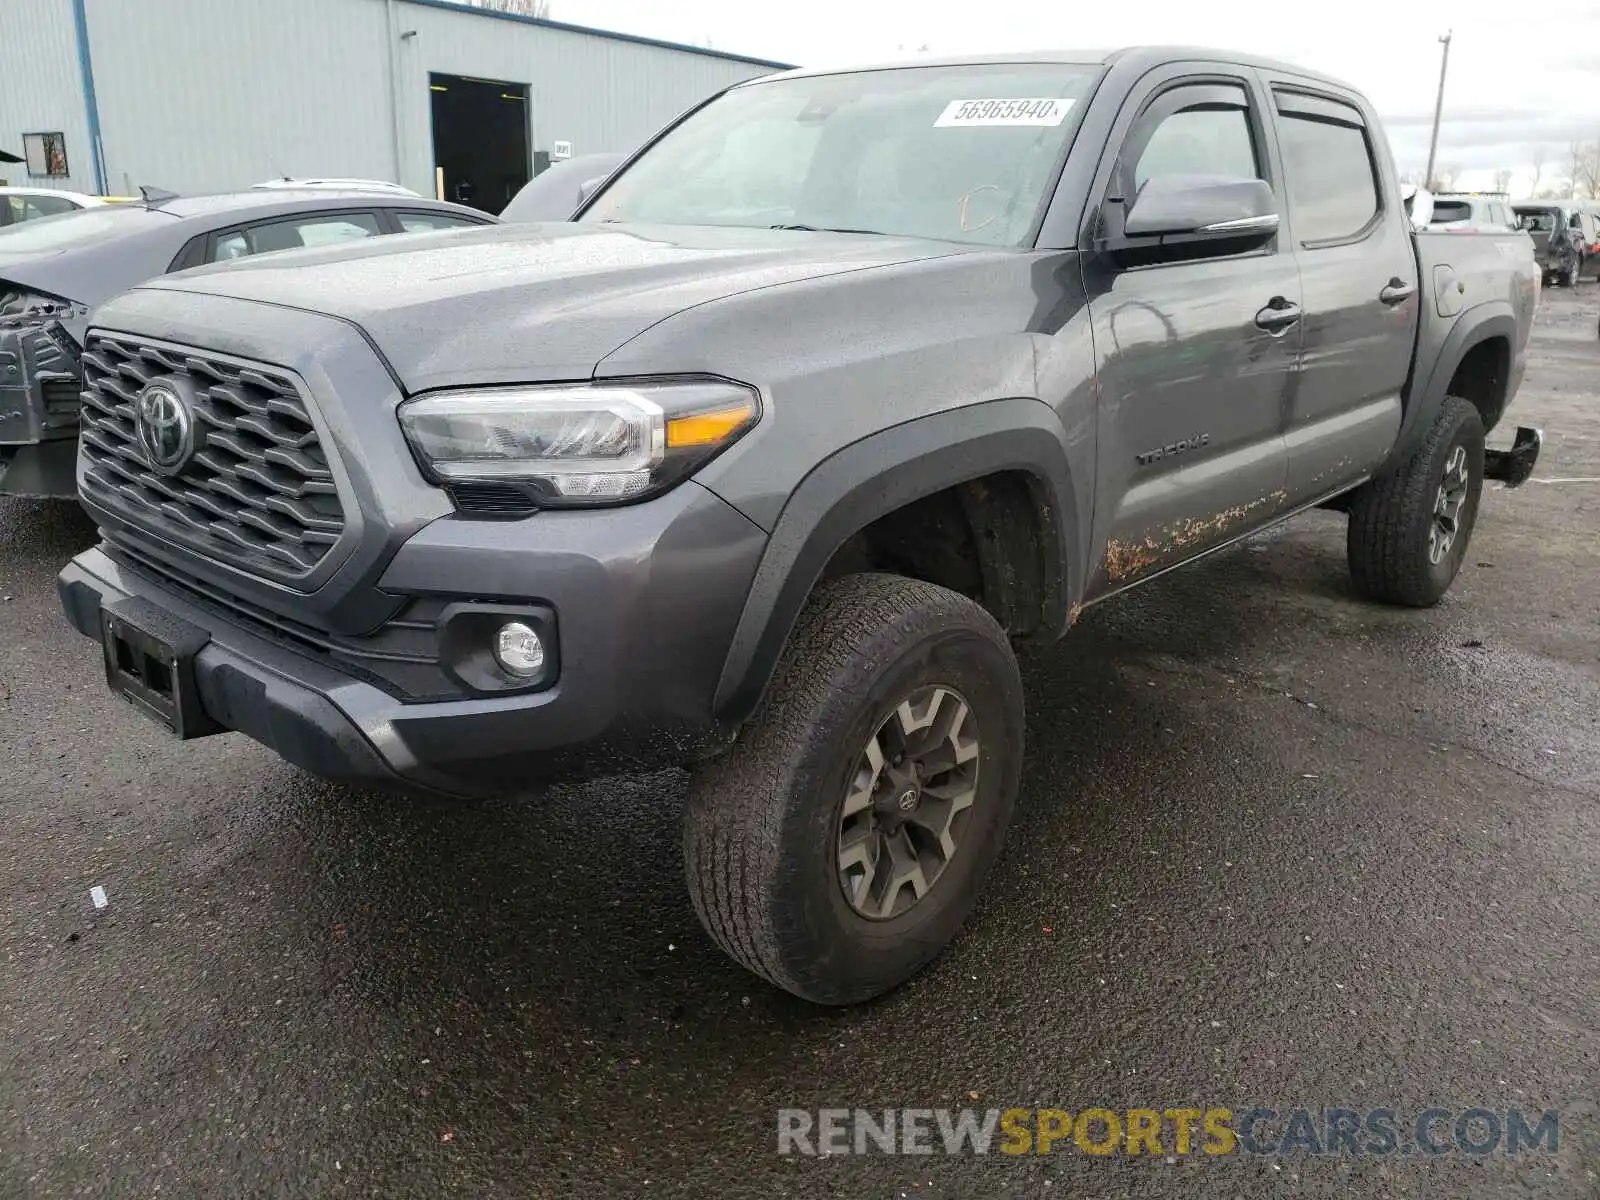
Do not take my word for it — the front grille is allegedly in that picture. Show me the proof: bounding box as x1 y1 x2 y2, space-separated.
78 335 347 582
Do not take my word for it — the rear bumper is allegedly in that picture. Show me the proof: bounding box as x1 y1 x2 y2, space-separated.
1484 425 1541 488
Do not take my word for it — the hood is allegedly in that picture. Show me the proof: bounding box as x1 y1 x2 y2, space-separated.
139 222 968 391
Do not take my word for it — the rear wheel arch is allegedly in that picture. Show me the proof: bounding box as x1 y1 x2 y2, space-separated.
1388 305 1517 472
1442 334 1512 433
710 399 1081 726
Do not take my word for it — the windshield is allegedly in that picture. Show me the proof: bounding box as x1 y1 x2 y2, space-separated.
1515 208 1558 233
0 204 172 253
579 63 1100 246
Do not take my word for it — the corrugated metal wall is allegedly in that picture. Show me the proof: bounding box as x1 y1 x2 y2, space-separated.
0 0 94 193
85 0 398 197
394 1 778 195
2 0 781 200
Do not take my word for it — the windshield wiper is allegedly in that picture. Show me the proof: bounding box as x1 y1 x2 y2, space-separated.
770 223 889 236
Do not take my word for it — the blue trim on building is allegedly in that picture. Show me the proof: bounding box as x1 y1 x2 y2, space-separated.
401 0 793 71
70 0 107 193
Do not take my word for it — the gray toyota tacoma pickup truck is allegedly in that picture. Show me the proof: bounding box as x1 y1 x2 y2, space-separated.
57 47 1541 1005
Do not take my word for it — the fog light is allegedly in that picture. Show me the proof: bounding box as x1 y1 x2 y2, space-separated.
493 621 546 677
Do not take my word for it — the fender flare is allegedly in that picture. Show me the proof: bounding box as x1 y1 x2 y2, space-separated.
711 397 1081 725
1385 302 1517 471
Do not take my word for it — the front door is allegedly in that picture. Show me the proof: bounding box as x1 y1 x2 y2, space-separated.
1079 69 1299 596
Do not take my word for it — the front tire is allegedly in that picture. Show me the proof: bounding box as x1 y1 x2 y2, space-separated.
683 573 1024 1005
1346 395 1485 607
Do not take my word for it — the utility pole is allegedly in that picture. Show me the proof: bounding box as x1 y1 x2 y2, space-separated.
1424 30 1452 191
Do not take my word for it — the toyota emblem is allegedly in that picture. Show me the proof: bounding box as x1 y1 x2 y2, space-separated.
135 382 195 474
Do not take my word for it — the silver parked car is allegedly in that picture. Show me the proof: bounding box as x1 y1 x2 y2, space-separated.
0 188 494 497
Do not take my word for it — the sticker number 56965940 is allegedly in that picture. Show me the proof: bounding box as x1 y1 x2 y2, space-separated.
934 98 1074 127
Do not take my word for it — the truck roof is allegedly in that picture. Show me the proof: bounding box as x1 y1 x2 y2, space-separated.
743 45 1360 95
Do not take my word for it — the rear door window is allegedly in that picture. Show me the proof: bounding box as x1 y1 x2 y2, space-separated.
206 211 384 262
1273 92 1381 244
24 195 79 220
394 211 484 233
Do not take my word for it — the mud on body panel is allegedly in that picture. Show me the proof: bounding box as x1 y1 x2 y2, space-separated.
1104 490 1289 583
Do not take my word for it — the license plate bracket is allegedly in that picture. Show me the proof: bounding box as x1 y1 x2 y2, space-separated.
100 597 221 739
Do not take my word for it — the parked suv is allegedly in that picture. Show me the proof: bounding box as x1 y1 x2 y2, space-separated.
58 48 1541 1005
1514 201 1596 286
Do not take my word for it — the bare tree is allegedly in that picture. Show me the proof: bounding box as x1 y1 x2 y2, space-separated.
461 0 552 17
1530 145 1546 195
1578 142 1600 200
1566 141 1584 197
1433 163 1461 191
1492 168 1512 194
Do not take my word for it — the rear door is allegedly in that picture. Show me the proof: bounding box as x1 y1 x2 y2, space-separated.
1264 84 1414 507
1078 64 1298 594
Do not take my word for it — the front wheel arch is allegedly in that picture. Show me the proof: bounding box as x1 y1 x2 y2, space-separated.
710 399 1082 726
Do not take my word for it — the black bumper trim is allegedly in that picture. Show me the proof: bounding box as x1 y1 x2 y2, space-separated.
1484 425 1542 489
59 559 415 791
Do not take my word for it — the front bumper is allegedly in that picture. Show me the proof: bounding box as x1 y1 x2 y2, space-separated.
58 481 768 796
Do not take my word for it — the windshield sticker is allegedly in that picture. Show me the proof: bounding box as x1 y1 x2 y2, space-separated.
934 99 1074 128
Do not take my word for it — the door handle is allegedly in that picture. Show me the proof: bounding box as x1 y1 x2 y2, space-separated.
1254 298 1302 333
1379 279 1417 305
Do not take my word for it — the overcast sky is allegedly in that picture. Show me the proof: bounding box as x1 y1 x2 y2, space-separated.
556 0 1600 194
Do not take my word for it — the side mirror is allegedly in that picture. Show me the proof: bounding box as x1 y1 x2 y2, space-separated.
1121 174 1279 244
576 176 606 206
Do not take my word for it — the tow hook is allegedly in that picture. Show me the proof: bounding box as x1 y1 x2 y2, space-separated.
1484 426 1542 488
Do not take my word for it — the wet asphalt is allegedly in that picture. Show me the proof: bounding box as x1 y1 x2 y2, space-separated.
2 290 1599 1200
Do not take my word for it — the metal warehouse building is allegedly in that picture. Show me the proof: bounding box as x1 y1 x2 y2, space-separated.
0 0 788 211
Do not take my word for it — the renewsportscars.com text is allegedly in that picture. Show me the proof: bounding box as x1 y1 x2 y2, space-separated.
777 1106 1560 1158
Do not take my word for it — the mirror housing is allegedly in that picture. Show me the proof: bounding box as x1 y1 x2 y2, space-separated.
1120 174 1279 246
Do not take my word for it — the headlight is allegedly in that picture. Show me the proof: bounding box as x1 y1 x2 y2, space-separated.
397 379 760 508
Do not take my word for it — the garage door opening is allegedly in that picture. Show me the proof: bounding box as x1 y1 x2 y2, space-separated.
429 72 530 214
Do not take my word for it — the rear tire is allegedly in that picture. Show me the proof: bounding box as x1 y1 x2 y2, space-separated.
1347 396 1485 607
683 573 1024 1005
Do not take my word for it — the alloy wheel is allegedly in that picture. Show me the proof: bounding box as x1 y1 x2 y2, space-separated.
836 685 981 921
1428 444 1470 565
